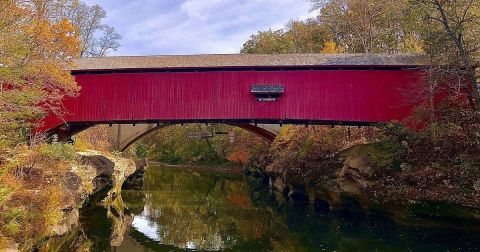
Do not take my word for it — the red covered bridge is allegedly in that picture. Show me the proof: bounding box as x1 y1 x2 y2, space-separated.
41 54 428 150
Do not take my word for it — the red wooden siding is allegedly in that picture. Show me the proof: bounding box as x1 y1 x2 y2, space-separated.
41 68 422 132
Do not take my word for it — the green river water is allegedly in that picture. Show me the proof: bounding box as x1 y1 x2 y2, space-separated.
69 165 479 252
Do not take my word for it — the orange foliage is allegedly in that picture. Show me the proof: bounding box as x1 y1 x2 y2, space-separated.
227 193 252 208
228 150 250 165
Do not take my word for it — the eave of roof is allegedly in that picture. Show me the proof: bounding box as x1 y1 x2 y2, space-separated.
68 53 429 72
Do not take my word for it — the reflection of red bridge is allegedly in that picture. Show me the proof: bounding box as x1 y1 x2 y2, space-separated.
41 54 427 150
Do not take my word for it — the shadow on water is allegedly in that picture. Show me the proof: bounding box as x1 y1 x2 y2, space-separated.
60 164 480 252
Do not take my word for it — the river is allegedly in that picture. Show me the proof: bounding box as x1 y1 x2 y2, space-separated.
63 164 480 251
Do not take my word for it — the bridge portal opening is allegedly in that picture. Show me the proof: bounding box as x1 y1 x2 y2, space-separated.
71 123 277 166
126 124 271 166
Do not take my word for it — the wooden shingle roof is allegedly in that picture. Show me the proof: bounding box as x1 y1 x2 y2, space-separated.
70 53 429 72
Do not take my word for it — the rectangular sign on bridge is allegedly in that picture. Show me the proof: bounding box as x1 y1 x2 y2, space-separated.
251 85 285 102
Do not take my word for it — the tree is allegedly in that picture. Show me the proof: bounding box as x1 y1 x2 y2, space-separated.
410 0 480 110
243 0 423 54
312 0 423 53
49 0 121 57
321 41 342 53
241 20 330 54
241 29 290 54
0 0 81 152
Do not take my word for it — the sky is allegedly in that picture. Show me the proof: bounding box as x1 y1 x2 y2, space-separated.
82 0 317 56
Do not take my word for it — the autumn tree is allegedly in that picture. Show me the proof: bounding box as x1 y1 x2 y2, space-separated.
47 0 121 57
0 0 81 154
241 29 291 54
243 0 423 54
410 0 480 110
0 1 84 248
0 0 120 157
312 0 424 53
241 20 330 54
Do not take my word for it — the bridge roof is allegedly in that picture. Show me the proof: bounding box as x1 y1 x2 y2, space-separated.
70 54 428 72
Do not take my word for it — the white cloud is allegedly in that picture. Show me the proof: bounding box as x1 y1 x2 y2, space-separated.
82 0 315 55
180 0 224 19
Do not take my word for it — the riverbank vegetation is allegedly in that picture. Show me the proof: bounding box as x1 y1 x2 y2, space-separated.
133 124 269 166
0 0 120 249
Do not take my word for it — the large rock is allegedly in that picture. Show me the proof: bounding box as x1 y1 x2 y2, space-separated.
77 151 136 193
263 144 376 203
122 158 147 190
336 145 375 195
52 151 136 236
79 153 115 193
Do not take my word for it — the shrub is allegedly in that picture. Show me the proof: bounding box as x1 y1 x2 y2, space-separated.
381 109 480 169
37 143 77 162
0 141 80 249
0 188 11 204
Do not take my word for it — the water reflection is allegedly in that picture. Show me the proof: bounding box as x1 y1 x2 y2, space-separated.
70 164 480 252
122 166 272 251
103 191 134 247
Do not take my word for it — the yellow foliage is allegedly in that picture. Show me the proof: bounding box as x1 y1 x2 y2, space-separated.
401 35 424 53
0 1 114 250
74 125 113 151
74 138 89 152
321 41 342 54
276 125 295 142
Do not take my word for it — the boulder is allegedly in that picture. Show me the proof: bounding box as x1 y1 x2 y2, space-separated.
51 151 136 240
336 146 374 195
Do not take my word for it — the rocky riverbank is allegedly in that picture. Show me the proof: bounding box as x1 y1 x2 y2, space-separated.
249 139 480 231
32 151 136 251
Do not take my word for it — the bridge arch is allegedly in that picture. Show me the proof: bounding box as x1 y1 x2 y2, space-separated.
66 123 281 151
